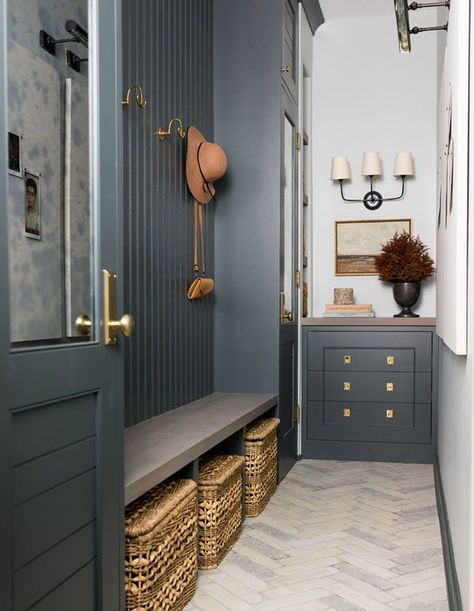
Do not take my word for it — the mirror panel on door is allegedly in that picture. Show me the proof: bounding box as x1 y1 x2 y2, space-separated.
6 0 92 346
282 112 296 321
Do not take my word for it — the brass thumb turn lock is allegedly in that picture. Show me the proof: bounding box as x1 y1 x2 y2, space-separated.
103 269 135 345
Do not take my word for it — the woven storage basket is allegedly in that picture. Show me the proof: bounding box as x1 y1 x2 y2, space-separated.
198 454 245 570
125 479 197 611
244 418 280 517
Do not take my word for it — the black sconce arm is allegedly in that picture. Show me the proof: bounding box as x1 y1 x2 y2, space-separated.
338 176 407 211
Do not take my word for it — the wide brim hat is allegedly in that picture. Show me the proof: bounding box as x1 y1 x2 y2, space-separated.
186 126 228 204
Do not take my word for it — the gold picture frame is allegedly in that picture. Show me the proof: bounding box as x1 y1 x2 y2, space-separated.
335 218 412 276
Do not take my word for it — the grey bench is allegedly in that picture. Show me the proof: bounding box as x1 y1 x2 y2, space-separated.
124 392 278 505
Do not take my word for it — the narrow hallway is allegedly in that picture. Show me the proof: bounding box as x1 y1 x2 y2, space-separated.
186 461 448 611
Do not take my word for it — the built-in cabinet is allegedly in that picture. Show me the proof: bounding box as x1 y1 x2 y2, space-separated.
302 323 438 463
214 0 323 480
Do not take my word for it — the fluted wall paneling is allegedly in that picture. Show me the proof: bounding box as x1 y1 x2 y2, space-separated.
123 0 214 426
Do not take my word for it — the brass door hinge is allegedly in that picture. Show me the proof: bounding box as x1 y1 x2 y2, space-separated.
295 269 301 288
295 404 301 424
296 132 302 151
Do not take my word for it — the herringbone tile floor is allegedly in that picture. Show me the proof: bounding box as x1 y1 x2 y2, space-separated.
185 460 448 611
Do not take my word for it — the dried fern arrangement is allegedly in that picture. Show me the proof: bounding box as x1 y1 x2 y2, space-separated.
374 231 435 283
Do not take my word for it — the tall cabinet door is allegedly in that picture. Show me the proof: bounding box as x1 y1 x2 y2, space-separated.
282 0 298 102
279 86 299 480
0 1 126 609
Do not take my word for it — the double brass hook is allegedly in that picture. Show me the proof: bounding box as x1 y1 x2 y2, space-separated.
122 84 148 109
155 117 186 141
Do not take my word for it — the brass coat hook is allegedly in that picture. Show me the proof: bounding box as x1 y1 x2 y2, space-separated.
155 117 186 141
122 84 148 109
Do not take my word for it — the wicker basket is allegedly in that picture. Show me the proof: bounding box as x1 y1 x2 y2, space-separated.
198 454 245 570
244 418 280 517
125 479 198 611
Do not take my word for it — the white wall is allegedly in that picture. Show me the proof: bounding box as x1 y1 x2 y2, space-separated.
312 12 438 316
437 1 474 608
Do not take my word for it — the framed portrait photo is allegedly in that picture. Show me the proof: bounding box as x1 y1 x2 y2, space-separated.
24 171 41 240
8 132 22 177
335 218 411 276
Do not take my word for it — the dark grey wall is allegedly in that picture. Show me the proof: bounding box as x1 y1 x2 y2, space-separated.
213 0 282 394
123 0 214 426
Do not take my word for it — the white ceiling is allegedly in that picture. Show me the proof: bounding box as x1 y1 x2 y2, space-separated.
319 0 395 21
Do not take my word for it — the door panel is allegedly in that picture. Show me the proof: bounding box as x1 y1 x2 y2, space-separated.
0 0 124 609
279 84 298 481
282 0 297 102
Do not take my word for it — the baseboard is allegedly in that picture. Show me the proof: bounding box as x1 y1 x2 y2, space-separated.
433 457 463 611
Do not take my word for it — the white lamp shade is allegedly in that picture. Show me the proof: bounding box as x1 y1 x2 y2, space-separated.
394 152 414 176
361 152 382 176
331 156 351 181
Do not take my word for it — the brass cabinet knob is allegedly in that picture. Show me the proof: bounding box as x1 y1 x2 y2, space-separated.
109 313 135 338
343 382 351 391
386 382 394 392
387 356 395 365
386 409 394 419
281 65 290 73
343 408 351 417
344 355 351 365
283 311 294 322
75 314 92 336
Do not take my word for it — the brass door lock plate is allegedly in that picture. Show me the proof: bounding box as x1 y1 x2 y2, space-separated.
103 270 135 346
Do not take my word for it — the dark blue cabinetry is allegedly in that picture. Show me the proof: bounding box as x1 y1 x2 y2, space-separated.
302 325 438 463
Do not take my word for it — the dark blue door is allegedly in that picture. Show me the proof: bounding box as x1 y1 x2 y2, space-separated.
0 1 126 609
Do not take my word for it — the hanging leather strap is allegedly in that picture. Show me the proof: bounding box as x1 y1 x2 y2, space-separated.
193 200 206 275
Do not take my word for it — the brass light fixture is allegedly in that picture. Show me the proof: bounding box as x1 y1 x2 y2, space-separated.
394 0 449 54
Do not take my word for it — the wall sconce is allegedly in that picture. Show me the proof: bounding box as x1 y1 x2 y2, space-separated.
331 152 414 211
394 0 449 54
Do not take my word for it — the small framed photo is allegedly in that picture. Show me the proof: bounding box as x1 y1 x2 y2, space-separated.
24 171 41 240
8 132 22 177
335 219 411 276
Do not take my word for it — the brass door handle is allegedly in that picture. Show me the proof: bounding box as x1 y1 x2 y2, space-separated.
282 311 294 322
109 313 135 337
103 269 135 345
75 314 92 336
279 292 293 324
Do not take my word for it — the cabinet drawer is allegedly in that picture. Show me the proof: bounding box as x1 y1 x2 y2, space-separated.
307 371 431 403
307 331 432 372
306 401 432 444
324 401 414 426
324 348 414 372
324 371 414 403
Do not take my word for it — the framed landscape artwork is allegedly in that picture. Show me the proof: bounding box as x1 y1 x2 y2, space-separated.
335 219 412 276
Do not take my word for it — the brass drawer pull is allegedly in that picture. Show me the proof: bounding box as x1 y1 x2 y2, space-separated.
386 409 394 419
343 382 351 391
344 355 351 365
387 356 395 365
343 408 351 417
386 382 394 392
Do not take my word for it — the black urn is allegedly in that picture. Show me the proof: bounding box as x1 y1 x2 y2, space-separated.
393 282 420 318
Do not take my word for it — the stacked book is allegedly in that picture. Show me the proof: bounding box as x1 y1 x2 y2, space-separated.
323 304 375 318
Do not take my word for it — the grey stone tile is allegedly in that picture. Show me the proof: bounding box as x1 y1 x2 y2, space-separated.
321 595 365 610
239 535 288 560
344 527 400 551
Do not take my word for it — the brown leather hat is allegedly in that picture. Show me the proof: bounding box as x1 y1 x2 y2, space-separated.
186 126 228 204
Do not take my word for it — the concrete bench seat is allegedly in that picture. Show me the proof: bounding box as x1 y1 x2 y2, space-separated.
124 392 278 505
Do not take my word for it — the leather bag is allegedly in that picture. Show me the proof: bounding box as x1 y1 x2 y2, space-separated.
187 201 214 300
